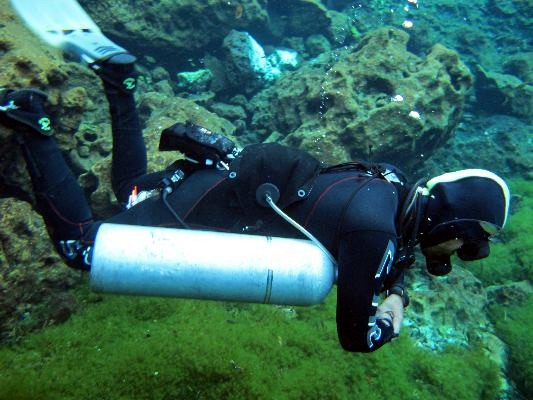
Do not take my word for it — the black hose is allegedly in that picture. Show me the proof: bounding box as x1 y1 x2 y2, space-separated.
161 188 189 229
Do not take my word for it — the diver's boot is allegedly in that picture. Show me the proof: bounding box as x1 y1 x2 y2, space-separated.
61 30 138 94
0 88 53 136
92 54 139 94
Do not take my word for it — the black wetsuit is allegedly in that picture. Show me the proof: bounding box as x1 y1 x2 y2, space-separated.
16 86 407 353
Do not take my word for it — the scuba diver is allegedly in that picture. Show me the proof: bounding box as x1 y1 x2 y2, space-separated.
0 31 510 353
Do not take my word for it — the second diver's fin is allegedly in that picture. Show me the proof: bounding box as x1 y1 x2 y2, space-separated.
10 0 130 63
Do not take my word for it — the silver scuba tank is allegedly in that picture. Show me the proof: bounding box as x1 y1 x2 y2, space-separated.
90 223 336 306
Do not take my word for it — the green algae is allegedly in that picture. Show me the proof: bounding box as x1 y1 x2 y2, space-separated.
0 286 500 400
489 294 533 399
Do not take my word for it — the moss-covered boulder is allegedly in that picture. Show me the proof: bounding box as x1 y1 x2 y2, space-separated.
248 28 473 171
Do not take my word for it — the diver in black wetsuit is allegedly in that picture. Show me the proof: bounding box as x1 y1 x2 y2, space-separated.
0 47 510 353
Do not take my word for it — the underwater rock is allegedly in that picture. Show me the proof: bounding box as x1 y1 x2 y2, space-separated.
78 0 270 71
305 34 332 58
77 0 341 73
222 30 300 93
0 198 79 342
60 86 89 133
418 114 532 179
474 65 533 122
405 265 508 383
266 0 334 41
0 3 117 200
486 281 532 308
249 28 473 171
503 53 533 83
381 0 531 93
487 0 519 17
209 102 247 122
0 3 66 90
322 0 354 11
151 66 171 82
406 266 489 349
176 69 213 93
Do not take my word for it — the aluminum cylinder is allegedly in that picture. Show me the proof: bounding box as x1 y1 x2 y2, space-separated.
90 223 335 305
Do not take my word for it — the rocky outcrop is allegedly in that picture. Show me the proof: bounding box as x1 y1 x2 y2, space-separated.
0 198 79 342
405 265 508 388
78 0 269 67
75 0 355 73
248 28 473 171
406 266 498 350
419 114 532 179
474 65 532 121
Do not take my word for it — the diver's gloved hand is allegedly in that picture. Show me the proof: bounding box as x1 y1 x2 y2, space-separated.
0 88 53 136
159 122 239 169
367 318 396 351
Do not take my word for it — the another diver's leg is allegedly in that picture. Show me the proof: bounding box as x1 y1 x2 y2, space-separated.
0 89 97 270
17 129 96 238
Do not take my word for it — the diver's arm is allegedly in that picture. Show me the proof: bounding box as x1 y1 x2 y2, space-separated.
336 230 397 352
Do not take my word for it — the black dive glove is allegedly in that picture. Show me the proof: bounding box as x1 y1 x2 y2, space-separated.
159 121 238 168
368 318 396 350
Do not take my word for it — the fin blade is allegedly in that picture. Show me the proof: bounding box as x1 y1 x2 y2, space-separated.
10 0 101 46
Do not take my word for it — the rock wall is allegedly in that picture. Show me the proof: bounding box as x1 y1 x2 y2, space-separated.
0 199 79 342
77 0 346 71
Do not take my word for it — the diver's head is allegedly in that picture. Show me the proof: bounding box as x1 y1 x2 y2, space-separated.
418 169 510 276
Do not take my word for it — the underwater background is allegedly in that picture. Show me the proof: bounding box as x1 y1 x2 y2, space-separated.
0 0 531 399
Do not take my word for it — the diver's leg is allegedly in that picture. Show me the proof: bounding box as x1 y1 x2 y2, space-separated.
89 55 150 204
0 89 96 270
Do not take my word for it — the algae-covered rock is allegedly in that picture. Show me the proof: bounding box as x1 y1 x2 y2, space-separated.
249 28 473 170
77 0 347 75
503 53 533 83
0 198 79 342
176 69 213 93
487 281 532 308
266 0 333 40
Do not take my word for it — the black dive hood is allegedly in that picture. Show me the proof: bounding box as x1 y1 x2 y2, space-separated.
419 169 510 276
